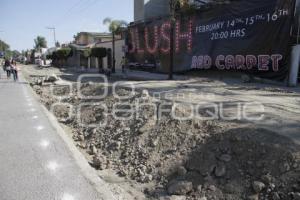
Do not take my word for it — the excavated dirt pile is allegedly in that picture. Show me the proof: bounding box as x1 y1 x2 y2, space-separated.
31 81 300 200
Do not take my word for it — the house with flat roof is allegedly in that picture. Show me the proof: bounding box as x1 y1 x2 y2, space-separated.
74 32 113 46
64 32 125 71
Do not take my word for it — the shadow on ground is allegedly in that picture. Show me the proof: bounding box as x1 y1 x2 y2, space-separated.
152 127 300 200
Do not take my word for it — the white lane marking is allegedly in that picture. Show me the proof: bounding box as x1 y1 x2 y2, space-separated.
62 193 75 200
47 161 59 171
35 125 44 131
32 115 38 119
40 140 50 148
28 103 33 107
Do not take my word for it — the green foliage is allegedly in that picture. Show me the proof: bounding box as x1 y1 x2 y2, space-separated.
12 50 21 58
55 41 61 47
0 39 10 51
56 48 72 59
173 0 197 15
51 51 56 60
34 36 47 51
103 18 128 34
4 50 12 59
81 48 91 58
46 54 52 60
91 47 107 58
48 51 59 60
0 39 11 59
30 49 36 62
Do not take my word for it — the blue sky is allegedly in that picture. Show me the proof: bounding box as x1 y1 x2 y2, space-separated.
0 0 133 51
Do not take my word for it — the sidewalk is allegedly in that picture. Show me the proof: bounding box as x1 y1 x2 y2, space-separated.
0 74 111 200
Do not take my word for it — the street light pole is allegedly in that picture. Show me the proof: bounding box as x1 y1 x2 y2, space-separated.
169 0 176 80
46 27 57 46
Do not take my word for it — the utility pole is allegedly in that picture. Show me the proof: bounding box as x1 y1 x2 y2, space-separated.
169 0 176 80
46 27 57 46
112 31 116 73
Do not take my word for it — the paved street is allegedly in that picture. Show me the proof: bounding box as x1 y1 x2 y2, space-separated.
0 73 105 200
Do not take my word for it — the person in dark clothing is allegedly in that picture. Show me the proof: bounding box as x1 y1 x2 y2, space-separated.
4 59 11 78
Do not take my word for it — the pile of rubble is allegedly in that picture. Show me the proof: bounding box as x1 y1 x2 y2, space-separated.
31 82 300 200
30 74 59 86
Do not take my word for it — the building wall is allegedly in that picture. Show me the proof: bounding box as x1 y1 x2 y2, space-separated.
134 0 145 22
95 39 125 70
76 33 93 45
75 33 113 45
134 0 170 22
66 37 125 70
66 49 80 68
144 0 170 20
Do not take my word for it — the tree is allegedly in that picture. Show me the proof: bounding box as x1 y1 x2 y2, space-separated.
0 39 11 59
34 36 47 52
55 41 61 47
30 49 36 63
103 18 128 73
49 51 59 66
79 48 91 69
81 48 91 58
91 47 107 72
12 50 21 58
0 40 10 52
56 48 72 67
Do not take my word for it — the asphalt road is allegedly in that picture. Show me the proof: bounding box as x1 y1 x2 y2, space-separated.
0 72 104 200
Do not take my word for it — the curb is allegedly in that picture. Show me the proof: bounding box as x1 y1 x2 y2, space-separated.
22 73 118 200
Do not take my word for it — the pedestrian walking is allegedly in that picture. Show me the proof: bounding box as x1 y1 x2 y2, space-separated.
121 56 129 79
11 60 19 81
121 56 128 73
4 59 11 78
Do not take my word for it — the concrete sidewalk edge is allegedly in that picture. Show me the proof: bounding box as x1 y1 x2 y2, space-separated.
23 75 119 200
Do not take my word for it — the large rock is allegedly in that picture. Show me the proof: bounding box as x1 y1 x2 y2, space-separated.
167 181 193 195
177 166 187 176
294 193 300 200
215 165 226 177
46 74 59 82
91 154 107 170
252 181 265 193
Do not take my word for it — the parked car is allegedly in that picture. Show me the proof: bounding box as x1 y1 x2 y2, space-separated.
128 62 141 69
129 61 156 71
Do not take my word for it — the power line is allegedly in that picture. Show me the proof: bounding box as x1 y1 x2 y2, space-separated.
77 0 100 13
55 0 93 27
65 0 87 15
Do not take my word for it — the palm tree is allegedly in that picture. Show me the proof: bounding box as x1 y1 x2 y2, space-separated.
34 36 47 52
103 18 127 73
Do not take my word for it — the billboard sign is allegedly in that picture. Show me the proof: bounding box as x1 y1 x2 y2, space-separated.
127 0 295 80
